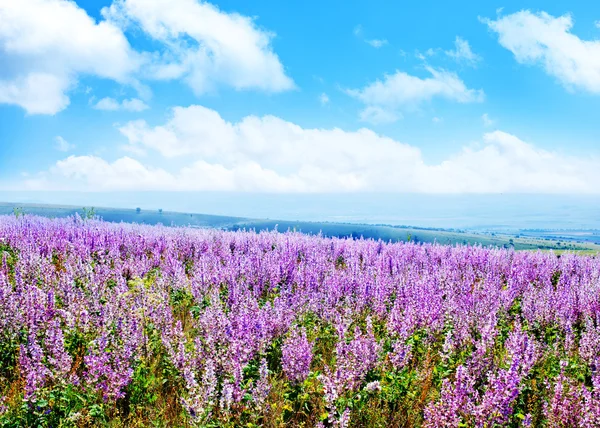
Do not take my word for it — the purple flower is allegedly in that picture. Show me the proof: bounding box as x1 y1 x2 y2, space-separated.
282 326 313 383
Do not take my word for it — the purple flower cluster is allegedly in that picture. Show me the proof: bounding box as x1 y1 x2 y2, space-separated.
2 214 600 425
332 318 381 392
282 326 313 384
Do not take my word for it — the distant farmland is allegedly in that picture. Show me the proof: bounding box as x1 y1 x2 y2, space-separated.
2 201 598 252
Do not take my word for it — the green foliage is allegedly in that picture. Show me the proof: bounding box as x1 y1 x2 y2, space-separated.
0 241 18 283
116 333 186 427
81 207 96 220
0 336 19 393
11 208 24 218
279 373 324 426
0 386 105 428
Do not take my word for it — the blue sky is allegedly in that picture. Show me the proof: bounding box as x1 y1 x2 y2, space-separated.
1 0 600 197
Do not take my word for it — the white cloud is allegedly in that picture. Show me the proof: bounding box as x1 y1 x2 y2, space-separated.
483 11 600 93
26 156 341 192
28 156 177 191
359 106 400 124
54 136 74 152
103 0 294 95
18 105 600 194
0 0 143 114
482 113 494 126
118 106 238 159
0 73 71 115
319 93 330 105
94 97 149 112
426 131 599 193
432 116 442 123
415 48 437 61
346 67 484 123
0 0 293 115
122 98 149 111
445 36 481 66
366 39 388 48
595 20 600 29
354 24 387 48
94 97 120 111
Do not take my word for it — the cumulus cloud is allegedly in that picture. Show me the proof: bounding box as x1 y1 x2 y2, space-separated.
0 0 293 115
483 11 600 93
427 131 597 193
18 105 600 194
116 106 423 175
319 93 330 105
346 67 484 123
23 156 341 192
0 0 143 114
29 156 176 191
445 36 481 66
94 97 149 112
0 73 71 115
103 0 294 94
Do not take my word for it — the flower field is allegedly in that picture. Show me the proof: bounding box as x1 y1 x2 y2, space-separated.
2 215 600 427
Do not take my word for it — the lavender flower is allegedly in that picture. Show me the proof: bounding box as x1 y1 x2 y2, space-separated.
2 214 600 424
282 326 313 383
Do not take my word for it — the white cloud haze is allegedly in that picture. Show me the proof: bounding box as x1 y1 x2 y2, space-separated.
484 11 600 93
482 113 494 126
353 24 388 49
366 39 388 48
17 105 600 194
54 136 74 152
358 106 400 124
445 36 481 66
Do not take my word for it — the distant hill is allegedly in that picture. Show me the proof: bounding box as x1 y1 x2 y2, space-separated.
2 201 599 253
0 202 246 229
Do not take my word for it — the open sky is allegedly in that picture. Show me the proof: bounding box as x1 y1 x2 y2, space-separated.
1 0 600 195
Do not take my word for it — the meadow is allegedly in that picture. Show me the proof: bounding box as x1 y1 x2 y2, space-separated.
2 214 600 427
